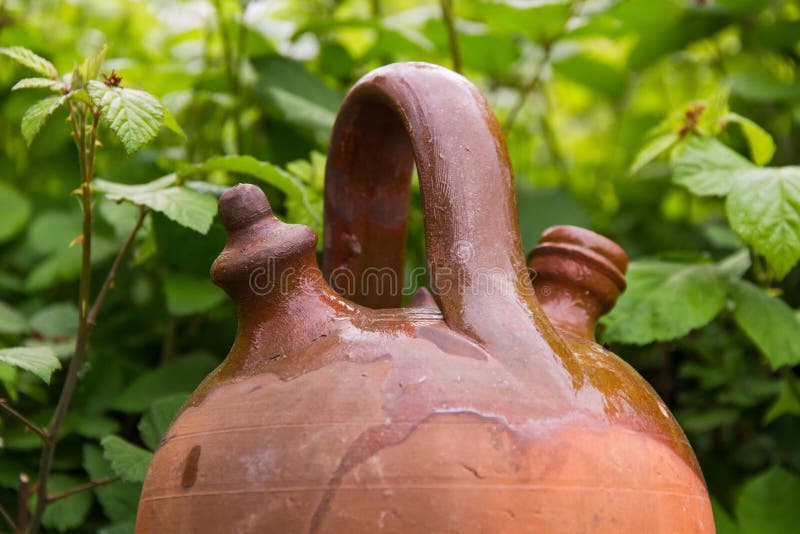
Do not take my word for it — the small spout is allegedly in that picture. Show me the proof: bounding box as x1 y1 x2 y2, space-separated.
527 226 628 341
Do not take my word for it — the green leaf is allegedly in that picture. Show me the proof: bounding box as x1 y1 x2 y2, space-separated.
711 496 742 534
110 353 216 412
21 95 66 146
12 77 65 92
672 136 754 196
725 112 776 166
0 183 31 243
80 43 108 81
728 70 800 102
87 80 164 155
0 301 27 335
40 474 93 532
253 57 342 145
0 346 60 383
163 273 225 316
83 445 141 523
162 106 186 138
0 46 58 78
190 155 320 227
467 0 572 43
630 132 679 175
736 467 800 534
29 302 79 339
726 167 800 278
728 280 800 369
101 436 153 483
764 380 800 424
601 260 728 344
138 393 188 450
95 175 217 234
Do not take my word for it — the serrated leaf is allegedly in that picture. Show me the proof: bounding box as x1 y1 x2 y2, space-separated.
110 353 216 412
80 43 108 81
630 132 679 175
12 77 65 92
0 46 58 78
87 80 163 155
764 381 800 424
95 175 217 234
101 436 153 483
672 136 754 196
163 273 225 316
29 302 78 339
190 155 320 227
83 445 141 523
726 112 776 166
0 183 31 243
736 467 800 534
729 280 800 369
0 301 27 335
162 106 186 138
21 95 66 146
601 260 728 344
40 474 93 532
726 167 800 279
0 346 60 383
138 393 188 450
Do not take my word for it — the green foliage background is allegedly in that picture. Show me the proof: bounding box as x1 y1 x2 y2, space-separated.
1 0 799 532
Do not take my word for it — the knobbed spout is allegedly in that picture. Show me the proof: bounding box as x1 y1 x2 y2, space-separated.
528 225 628 341
207 184 351 381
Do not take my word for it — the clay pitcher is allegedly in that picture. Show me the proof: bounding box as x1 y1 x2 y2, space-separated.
136 62 714 533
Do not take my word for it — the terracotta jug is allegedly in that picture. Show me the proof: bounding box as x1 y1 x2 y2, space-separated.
136 63 713 533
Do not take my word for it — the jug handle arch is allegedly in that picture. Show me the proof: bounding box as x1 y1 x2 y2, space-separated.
323 62 562 352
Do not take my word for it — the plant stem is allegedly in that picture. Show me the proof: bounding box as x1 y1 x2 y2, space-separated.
503 43 552 133
46 476 118 504
26 107 147 534
440 0 462 74
87 206 147 330
18 474 29 533
0 400 48 443
0 504 17 533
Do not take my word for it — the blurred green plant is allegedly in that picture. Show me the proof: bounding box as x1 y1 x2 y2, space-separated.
0 0 798 532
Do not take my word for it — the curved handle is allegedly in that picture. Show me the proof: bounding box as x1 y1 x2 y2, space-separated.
324 62 561 352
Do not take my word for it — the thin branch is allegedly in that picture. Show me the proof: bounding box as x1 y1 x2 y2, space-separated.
503 43 552 133
439 0 462 73
0 503 16 534
86 206 147 331
46 476 118 504
0 400 48 443
18 473 29 533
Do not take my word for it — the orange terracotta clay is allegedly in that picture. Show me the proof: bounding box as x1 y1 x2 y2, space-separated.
136 63 713 533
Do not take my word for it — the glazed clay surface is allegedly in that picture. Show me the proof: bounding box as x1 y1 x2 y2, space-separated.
136 63 713 533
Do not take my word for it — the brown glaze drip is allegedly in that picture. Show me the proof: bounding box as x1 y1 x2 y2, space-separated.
528 225 628 341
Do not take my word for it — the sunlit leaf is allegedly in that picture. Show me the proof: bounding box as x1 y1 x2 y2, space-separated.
0 183 31 243
0 346 60 383
12 77 65 92
672 136 753 196
725 112 776 166
726 167 800 279
630 132 679 175
0 46 58 78
95 175 217 234
21 95 66 146
87 80 164 155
